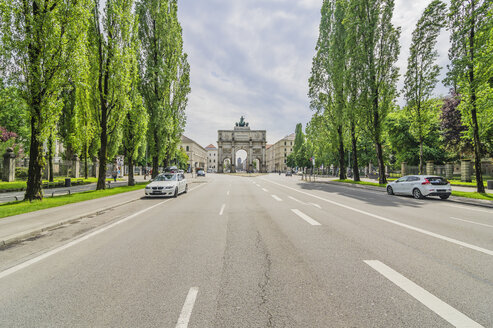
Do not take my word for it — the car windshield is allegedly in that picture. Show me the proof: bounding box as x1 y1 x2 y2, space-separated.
426 176 448 185
154 174 176 181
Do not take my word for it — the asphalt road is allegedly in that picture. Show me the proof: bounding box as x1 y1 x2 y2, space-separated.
0 174 492 327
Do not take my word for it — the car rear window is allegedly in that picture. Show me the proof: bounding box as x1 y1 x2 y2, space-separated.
426 176 448 185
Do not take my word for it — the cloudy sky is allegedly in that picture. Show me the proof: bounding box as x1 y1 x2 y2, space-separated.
178 0 451 147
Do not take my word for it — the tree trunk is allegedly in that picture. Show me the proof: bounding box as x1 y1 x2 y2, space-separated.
376 142 386 184
84 153 88 179
128 156 135 186
337 125 346 180
48 133 53 182
152 155 159 178
419 135 424 175
372 83 386 185
468 11 485 193
97 116 107 190
350 121 360 181
25 116 44 201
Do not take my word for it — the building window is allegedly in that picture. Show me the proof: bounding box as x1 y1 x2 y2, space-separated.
284 141 286 145
186 146 189 151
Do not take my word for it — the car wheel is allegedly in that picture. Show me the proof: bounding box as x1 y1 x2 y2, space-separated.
439 195 449 200
184 184 188 193
174 187 178 198
387 186 394 195
413 188 423 199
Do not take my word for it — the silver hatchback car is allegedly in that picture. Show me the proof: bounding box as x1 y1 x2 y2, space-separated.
386 175 452 199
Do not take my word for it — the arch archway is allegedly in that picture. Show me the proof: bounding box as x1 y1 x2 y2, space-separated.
222 158 231 173
235 149 247 172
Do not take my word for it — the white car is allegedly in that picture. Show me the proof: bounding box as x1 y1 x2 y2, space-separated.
386 175 452 199
145 173 188 197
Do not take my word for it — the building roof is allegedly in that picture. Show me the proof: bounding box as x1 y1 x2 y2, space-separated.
205 144 217 150
266 144 273 149
180 135 206 151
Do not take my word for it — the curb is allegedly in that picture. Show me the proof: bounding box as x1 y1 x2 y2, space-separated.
0 196 141 248
309 180 493 209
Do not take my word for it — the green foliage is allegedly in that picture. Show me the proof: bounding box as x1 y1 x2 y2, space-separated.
447 0 491 192
0 84 30 146
286 153 296 168
403 0 446 173
176 147 189 170
386 108 447 165
15 167 28 179
137 0 190 172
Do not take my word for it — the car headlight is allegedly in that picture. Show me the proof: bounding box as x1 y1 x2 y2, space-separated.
146 186 151 189
165 186 173 189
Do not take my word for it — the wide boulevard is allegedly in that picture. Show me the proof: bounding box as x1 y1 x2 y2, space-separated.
1 174 492 327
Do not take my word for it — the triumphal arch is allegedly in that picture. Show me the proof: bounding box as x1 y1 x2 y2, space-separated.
217 117 267 173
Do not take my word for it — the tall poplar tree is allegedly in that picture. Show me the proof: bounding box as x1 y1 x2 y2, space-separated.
137 0 190 178
122 18 148 186
447 0 491 192
347 0 401 184
309 0 347 180
89 0 135 189
0 0 90 200
403 0 446 174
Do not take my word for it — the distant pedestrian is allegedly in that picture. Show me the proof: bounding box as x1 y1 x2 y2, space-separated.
112 169 117 182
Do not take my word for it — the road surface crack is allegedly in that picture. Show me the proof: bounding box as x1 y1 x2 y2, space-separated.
256 232 274 327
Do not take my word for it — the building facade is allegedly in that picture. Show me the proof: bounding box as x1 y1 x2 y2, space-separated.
266 133 295 172
180 135 207 173
205 144 218 173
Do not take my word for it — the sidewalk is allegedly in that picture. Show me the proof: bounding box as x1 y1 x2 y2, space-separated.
301 175 493 208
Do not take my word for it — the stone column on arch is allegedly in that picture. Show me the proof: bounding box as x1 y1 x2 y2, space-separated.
231 143 236 173
217 145 223 173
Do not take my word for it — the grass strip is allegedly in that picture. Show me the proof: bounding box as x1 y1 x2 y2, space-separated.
0 183 146 219
0 177 120 191
451 191 493 201
333 179 386 187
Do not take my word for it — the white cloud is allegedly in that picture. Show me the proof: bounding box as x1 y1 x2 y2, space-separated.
178 0 451 147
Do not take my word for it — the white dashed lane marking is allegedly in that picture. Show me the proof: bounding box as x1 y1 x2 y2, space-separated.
291 209 321 226
365 260 484 328
175 287 199 328
271 195 282 202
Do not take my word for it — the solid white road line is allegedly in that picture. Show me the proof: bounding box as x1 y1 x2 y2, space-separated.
291 209 321 226
262 188 269 192
0 184 206 280
364 260 484 328
271 195 282 202
175 287 199 328
219 204 226 216
261 178 493 256
447 204 493 214
450 217 493 228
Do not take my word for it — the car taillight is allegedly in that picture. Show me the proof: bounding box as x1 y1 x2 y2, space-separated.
422 178 430 185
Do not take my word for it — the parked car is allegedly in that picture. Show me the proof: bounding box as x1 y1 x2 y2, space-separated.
145 173 187 197
285 171 292 176
386 175 451 199
197 170 206 177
